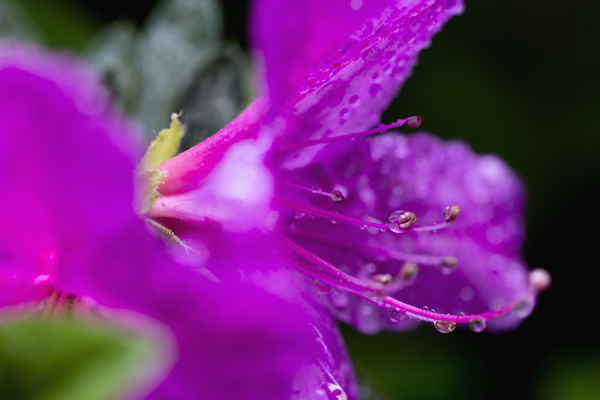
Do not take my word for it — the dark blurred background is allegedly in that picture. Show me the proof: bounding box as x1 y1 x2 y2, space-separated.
4 0 599 399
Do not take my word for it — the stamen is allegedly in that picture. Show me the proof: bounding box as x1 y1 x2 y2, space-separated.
278 180 345 203
51 292 69 320
276 199 458 235
274 198 388 230
274 116 423 153
283 239 544 331
443 205 461 222
284 227 455 268
41 290 60 319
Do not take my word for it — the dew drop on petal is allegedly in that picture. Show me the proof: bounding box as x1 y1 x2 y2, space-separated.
330 288 350 308
388 309 405 322
469 318 486 333
330 190 345 203
434 320 457 334
313 280 331 294
294 211 306 219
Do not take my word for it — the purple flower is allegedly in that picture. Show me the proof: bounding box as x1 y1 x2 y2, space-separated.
0 43 357 399
153 0 550 336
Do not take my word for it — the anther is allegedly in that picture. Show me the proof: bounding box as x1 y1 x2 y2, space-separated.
406 116 423 129
528 268 551 293
278 180 346 203
397 261 418 283
388 210 417 233
438 257 458 275
371 274 393 285
443 205 461 222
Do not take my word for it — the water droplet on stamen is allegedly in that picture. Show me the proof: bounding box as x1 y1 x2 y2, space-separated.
388 210 417 233
438 257 458 275
407 116 423 128
443 205 461 222
423 306 429 311
313 280 331 294
330 190 345 203
377 123 387 133
311 185 322 193
434 320 457 333
388 309 405 322
469 318 486 333
459 312 465 316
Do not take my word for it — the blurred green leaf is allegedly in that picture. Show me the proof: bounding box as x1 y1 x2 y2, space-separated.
341 324 488 400
0 320 162 400
135 0 224 134
0 0 47 43
12 0 105 50
533 348 600 400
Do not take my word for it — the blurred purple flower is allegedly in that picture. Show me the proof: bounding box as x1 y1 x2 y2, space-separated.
0 44 356 399
152 0 549 336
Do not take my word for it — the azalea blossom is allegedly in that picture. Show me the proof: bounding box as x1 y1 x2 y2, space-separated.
0 43 357 399
151 0 550 336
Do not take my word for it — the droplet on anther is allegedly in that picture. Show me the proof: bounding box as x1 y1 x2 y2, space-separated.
311 185 322 193
528 268 551 293
330 190 345 203
388 309 405 322
371 274 393 285
443 205 461 222
407 116 423 128
469 318 486 333
397 261 418 284
438 257 458 275
388 210 417 233
313 280 331 294
434 320 457 333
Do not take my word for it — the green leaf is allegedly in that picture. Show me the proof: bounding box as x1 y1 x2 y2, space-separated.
0 320 166 400
0 0 47 43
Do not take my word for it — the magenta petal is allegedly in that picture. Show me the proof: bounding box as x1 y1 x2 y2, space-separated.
251 0 463 148
0 43 143 307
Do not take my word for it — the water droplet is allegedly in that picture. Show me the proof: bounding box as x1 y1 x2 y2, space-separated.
294 211 306 219
469 318 486 333
512 297 535 318
443 205 461 222
459 312 465 316
311 185 322 193
388 309 405 322
438 257 458 275
313 280 331 294
388 210 417 233
330 219 338 224
423 306 429 311
434 320 457 334
330 190 345 203
377 123 387 133
330 288 350 308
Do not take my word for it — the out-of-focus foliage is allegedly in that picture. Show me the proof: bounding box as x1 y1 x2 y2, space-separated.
85 0 252 149
0 320 163 399
0 0 46 43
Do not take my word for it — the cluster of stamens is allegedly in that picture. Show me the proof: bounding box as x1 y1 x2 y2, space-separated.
274 117 551 333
